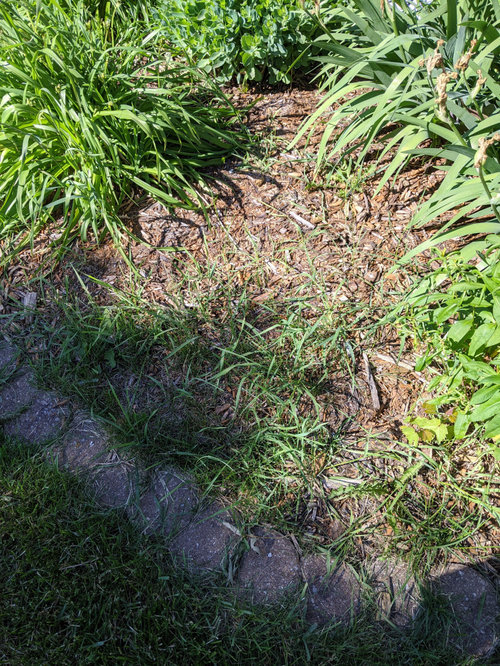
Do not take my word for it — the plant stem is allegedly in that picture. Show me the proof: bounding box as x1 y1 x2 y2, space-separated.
446 116 468 148
461 73 485 120
478 166 500 224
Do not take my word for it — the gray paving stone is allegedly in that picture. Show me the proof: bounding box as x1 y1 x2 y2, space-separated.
128 469 198 536
368 558 420 627
434 563 498 658
52 411 110 470
237 527 301 604
91 460 136 509
4 390 71 443
128 487 161 534
50 411 137 510
0 342 17 372
303 554 360 626
170 502 240 570
0 370 39 417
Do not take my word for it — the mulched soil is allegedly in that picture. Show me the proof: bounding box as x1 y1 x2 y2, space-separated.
1 87 443 432
1 86 498 561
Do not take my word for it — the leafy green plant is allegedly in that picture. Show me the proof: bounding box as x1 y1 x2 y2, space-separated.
400 237 500 458
154 0 326 84
292 0 500 253
0 0 246 262
398 70 500 263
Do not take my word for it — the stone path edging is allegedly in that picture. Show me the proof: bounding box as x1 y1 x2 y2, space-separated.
0 341 497 658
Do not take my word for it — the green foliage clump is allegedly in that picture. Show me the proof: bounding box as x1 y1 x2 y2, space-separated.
401 237 500 458
155 0 323 84
293 0 500 252
0 0 246 261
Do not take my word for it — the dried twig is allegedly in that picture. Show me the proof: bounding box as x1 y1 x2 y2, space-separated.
363 352 381 411
288 210 315 230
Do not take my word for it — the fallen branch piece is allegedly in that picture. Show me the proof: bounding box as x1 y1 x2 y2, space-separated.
288 210 315 230
363 352 381 411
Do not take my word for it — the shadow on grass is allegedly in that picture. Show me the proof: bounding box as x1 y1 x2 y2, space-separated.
1 273 496 565
1 439 493 666
16 279 359 489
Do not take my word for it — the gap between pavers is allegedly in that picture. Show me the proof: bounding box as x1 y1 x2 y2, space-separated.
0 341 497 658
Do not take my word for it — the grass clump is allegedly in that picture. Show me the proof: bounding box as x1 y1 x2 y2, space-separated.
0 0 247 263
26 268 355 515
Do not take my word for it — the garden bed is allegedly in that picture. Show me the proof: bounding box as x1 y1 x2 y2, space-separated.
1 87 497 567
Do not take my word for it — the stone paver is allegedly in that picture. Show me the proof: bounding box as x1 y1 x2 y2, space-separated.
4 389 71 442
128 469 199 536
52 411 110 470
434 563 498 658
0 370 39 417
0 342 16 371
368 558 420 627
237 527 301 604
52 411 137 509
171 502 240 570
303 554 361 625
91 460 136 509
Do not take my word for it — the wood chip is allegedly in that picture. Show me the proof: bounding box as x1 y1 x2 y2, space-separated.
373 352 427 383
363 352 381 411
288 210 315 230
23 292 37 324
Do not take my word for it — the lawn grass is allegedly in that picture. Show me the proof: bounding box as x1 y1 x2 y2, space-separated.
0 436 480 665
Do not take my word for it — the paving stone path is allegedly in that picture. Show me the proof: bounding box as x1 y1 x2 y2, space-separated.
0 340 498 659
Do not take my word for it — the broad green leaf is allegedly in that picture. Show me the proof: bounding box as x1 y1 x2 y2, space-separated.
454 411 470 438
483 413 500 438
469 322 496 356
401 425 419 446
447 318 474 343
469 397 500 423
470 385 500 405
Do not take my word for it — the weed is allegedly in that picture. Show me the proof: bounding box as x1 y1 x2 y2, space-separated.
155 0 325 84
396 238 500 460
305 158 376 198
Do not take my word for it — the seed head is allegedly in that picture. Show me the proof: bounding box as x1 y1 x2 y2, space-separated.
434 71 457 121
454 39 477 72
474 133 500 169
420 41 446 75
470 69 487 100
